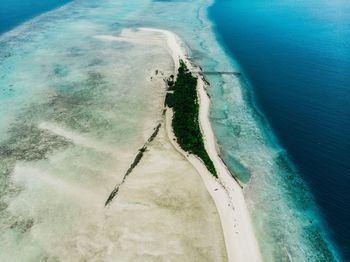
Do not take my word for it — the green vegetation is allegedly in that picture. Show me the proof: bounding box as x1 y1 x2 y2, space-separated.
166 60 217 177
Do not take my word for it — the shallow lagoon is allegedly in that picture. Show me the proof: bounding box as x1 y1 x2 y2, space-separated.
0 0 342 261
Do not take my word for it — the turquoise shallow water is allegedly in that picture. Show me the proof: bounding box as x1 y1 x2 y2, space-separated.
0 0 344 261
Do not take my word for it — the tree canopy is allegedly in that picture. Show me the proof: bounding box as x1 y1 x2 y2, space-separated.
166 60 217 177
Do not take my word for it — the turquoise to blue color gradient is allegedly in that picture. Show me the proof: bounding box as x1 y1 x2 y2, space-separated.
209 0 350 259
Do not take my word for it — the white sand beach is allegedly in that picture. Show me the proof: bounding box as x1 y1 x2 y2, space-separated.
139 28 262 262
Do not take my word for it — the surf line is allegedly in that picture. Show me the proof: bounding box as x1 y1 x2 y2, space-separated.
104 123 161 207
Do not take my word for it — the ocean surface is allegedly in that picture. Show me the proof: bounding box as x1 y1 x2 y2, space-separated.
209 0 350 260
0 0 71 34
0 0 348 261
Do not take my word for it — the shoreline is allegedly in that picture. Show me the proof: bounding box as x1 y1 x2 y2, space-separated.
140 27 262 262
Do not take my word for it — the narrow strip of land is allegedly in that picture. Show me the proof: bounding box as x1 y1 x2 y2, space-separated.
139 27 262 262
105 123 161 206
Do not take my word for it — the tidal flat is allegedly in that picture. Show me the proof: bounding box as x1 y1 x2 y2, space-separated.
0 22 227 260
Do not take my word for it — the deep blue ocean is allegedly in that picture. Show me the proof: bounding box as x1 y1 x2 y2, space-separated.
209 0 350 259
0 0 71 34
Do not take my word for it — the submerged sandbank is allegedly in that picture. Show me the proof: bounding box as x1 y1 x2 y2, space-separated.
0 26 228 261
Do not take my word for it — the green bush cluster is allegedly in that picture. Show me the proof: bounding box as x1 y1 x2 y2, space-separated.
166 60 217 177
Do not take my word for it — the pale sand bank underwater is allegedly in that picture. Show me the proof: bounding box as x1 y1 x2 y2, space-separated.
0 28 228 261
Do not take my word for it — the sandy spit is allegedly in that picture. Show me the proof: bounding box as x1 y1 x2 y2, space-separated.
139 27 262 262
